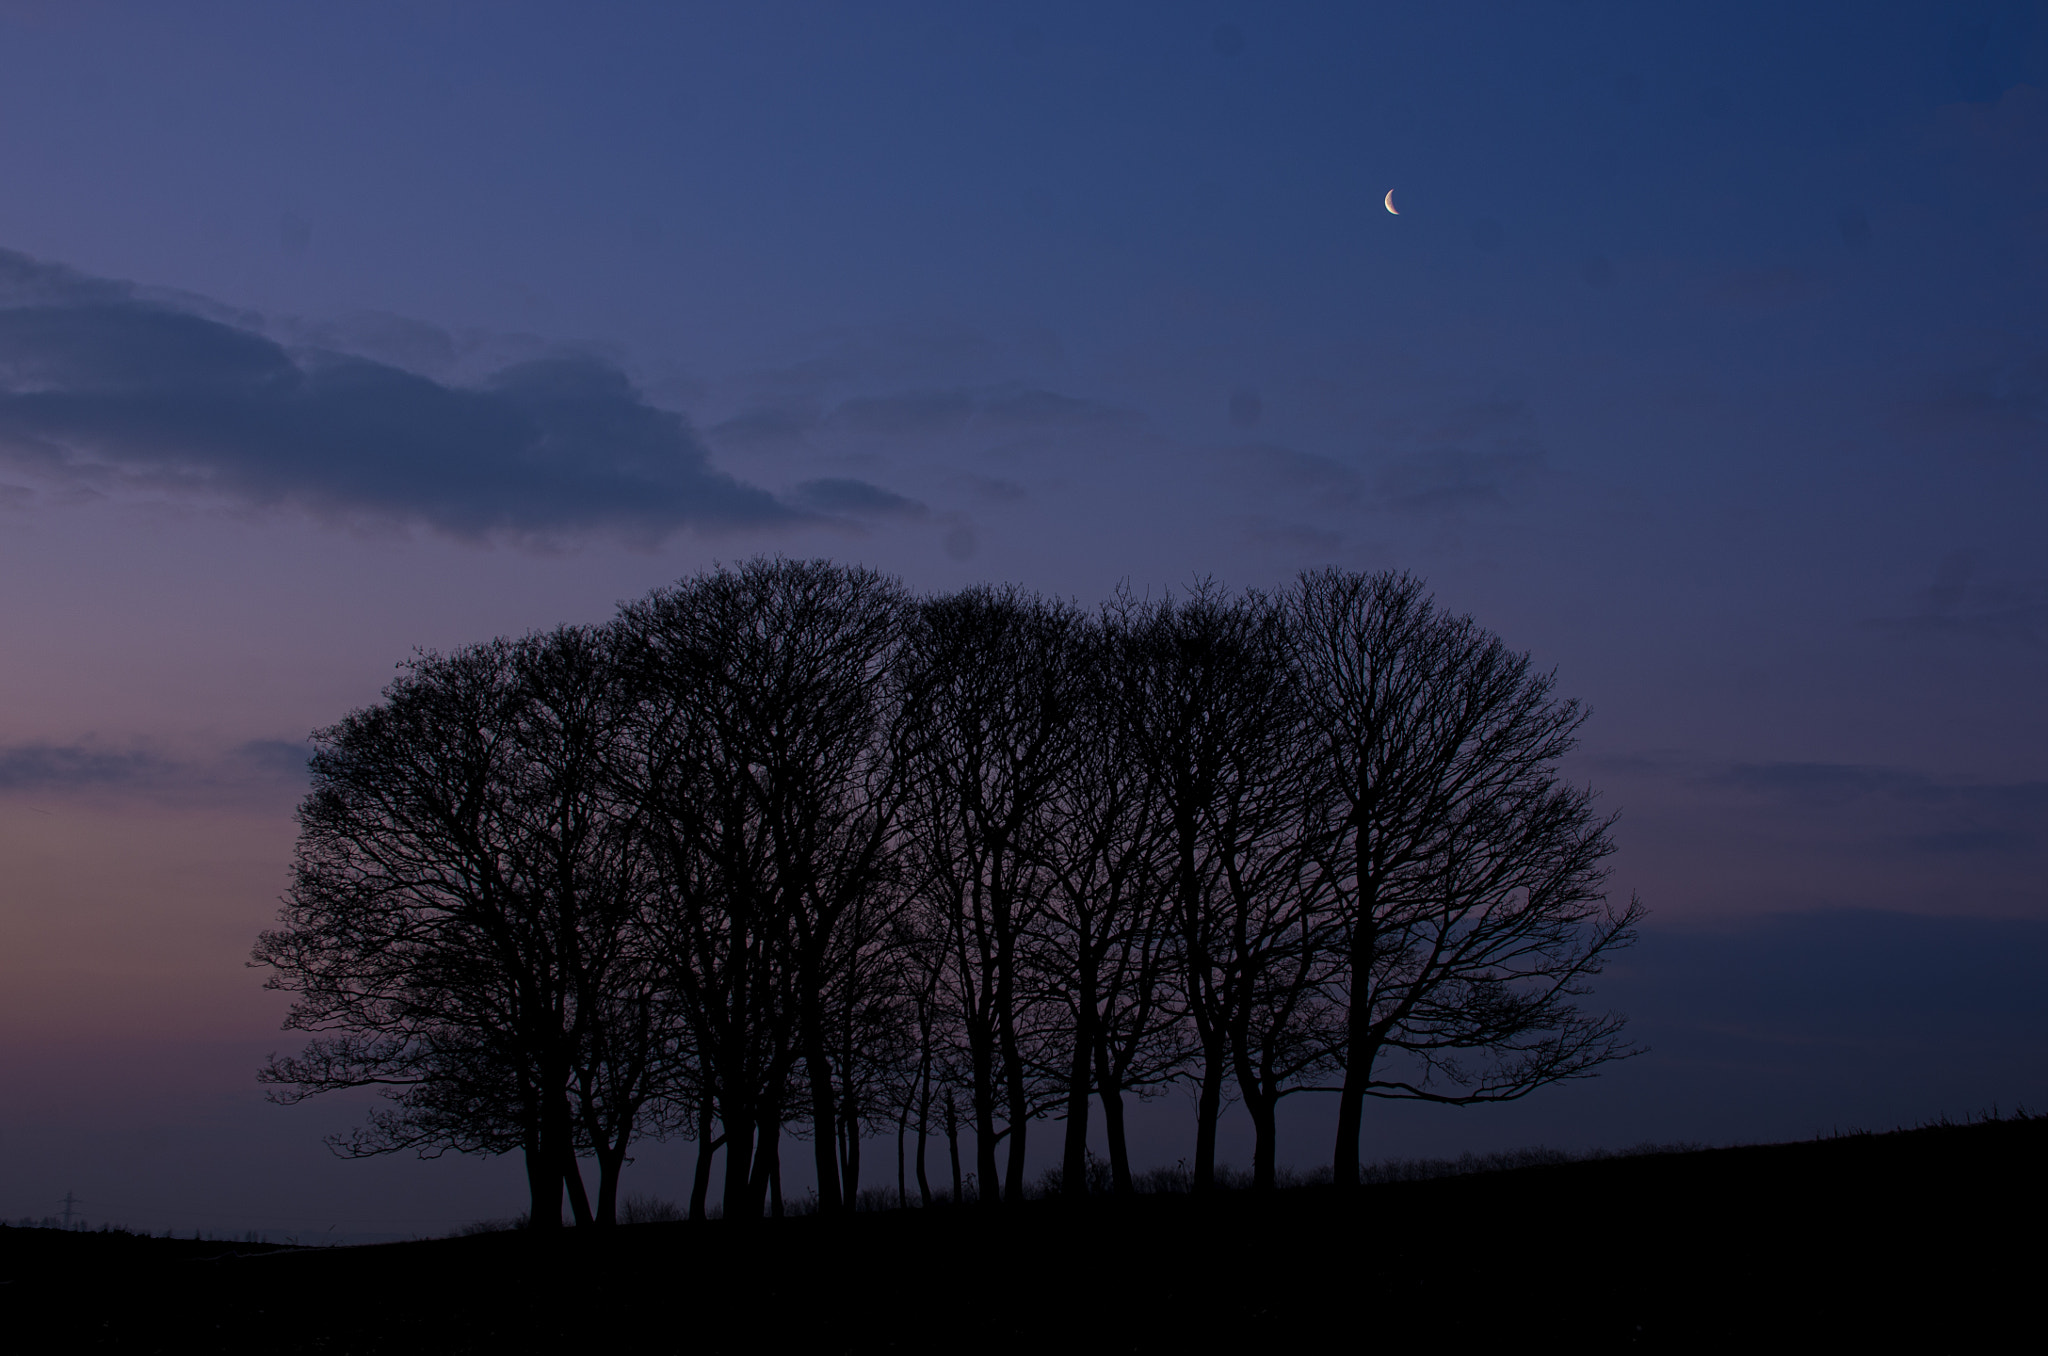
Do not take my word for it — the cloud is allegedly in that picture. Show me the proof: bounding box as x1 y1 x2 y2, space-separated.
0 247 794 543
706 402 822 451
1603 751 2048 860
708 384 1137 451
1618 909 2048 1041
1611 752 2048 820
234 739 315 782
0 743 169 792
975 388 1133 430
1894 356 2048 459
944 473 1027 503
0 737 312 802
1867 552 2048 642
1929 81 2048 155
1374 447 1543 513
1712 761 2048 817
1225 444 1364 506
785 477 930 519
1343 392 1551 516
1237 517 1345 553
826 389 981 439
1711 762 1941 805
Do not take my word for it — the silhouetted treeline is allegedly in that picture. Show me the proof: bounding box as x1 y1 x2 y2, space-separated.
255 560 1642 1228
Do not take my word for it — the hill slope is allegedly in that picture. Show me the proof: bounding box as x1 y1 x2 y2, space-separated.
9 1115 2042 1352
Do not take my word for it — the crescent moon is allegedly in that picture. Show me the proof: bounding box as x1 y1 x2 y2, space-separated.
1384 190 1399 215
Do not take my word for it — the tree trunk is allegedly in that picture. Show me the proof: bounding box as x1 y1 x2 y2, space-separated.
594 1138 627 1226
896 1112 908 1209
804 1042 844 1215
748 1113 785 1218
914 1039 935 1207
993 881 1029 1206
971 1037 1001 1207
1094 1038 1134 1195
1003 1091 1029 1202
1178 821 1220 1193
946 1097 965 1204
841 1114 861 1210
1060 1003 1095 1198
523 1131 563 1230
1193 1042 1226 1191
1234 1045 1278 1192
1334 918 1381 1191
722 1105 757 1221
1000 1006 1030 1203
1333 1064 1366 1190
914 1096 933 1207
540 1072 588 1227
562 1146 594 1228
689 1119 720 1222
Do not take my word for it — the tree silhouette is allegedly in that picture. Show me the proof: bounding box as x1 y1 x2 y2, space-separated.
1110 583 1333 1191
896 586 1090 1204
255 626 653 1227
1289 569 1643 1189
254 560 1641 1217
1035 617 1178 1196
614 558 908 1220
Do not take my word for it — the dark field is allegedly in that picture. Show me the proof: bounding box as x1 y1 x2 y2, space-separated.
9 1115 2041 1353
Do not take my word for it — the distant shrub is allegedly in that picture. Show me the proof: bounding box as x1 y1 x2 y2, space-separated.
619 1194 685 1225
1034 1151 1116 1198
1132 1162 1192 1195
457 1214 529 1236
852 1187 899 1213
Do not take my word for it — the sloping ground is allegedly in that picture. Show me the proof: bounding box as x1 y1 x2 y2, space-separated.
9 1115 2042 1353
0 1227 297 1274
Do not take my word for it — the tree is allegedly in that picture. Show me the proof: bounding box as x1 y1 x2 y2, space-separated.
615 558 908 1220
897 586 1089 1204
1110 583 1332 1191
255 627 653 1228
1288 569 1644 1189
508 624 670 1226
1034 621 1177 1196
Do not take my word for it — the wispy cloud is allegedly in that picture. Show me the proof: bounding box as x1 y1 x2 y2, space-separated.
1597 751 2048 858
785 477 931 520
0 738 310 802
1867 552 2048 643
709 383 1137 451
1894 356 2048 461
1223 444 1365 507
0 742 169 792
1374 447 1543 513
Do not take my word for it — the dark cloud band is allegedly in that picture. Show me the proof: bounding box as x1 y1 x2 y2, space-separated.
0 249 798 542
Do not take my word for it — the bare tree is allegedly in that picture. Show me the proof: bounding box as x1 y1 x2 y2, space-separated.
1111 584 1331 1191
615 558 908 1220
257 561 1645 1226
255 627 652 1228
898 586 1088 1204
894 910 959 1207
1289 569 1644 1189
818 877 919 1210
1035 624 1182 1196
512 625 671 1226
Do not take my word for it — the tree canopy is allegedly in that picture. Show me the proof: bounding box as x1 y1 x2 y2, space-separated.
256 560 1641 1226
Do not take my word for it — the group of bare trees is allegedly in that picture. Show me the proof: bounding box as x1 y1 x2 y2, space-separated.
254 559 1642 1228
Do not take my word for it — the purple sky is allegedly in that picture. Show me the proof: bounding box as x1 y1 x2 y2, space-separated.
3 1 2045 1238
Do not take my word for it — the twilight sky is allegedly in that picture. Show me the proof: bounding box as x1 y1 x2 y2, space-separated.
3 1 2045 1238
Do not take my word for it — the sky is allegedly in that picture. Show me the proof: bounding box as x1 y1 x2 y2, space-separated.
2 0 2045 1238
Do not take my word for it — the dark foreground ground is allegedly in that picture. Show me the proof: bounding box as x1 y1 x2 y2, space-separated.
7 1115 2043 1353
